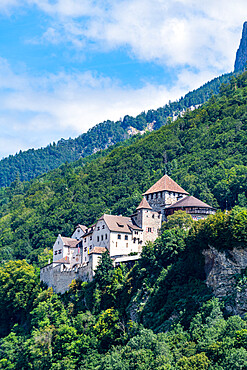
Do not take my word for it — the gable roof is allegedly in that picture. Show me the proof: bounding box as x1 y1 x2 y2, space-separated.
77 224 88 233
136 197 152 210
83 225 95 237
166 195 214 209
89 247 107 255
99 214 142 233
60 236 81 248
143 174 189 196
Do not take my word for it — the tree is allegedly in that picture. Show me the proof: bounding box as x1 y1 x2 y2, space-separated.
176 352 211 370
93 308 125 351
0 260 40 336
163 210 194 230
94 251 114 290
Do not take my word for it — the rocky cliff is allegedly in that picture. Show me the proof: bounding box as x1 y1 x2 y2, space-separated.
203 246 247 316
234 22 247 72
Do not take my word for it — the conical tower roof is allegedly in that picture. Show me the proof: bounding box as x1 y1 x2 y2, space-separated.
136 197 152 210
143 174 189 196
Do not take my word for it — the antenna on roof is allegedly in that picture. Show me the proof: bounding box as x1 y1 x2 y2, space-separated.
163 151 168 175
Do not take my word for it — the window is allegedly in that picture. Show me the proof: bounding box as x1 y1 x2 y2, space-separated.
101 235 104 241
97 236 99 242
97 226 100 231
148 227 152 232
125 235 128 240
117 234 121 240
58 249 62 254
102 225 105 229
105 234 107 239
90 236 92 241
54 251 57 255
135 231 138 235
133 238 136 243
84 238 87 242
152 214 155 218
84 247 87 252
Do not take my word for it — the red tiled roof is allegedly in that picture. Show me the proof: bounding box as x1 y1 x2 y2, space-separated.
136 197 152 210
89 247 107 254
60 236 81 248
166 195 214 209
99 214 142 233
143 174 189 196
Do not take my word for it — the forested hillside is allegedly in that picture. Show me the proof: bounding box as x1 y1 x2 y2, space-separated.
0 72 246 265
0 72 247 370
0 207 247 369
0 72 232 187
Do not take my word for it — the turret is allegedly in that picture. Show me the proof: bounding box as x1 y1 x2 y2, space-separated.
132 197 162 244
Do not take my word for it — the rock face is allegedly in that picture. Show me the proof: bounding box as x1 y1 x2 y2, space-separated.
203 246 247 316
234 22 247 72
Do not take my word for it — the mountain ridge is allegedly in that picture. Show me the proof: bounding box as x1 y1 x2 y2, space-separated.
235 21 247 72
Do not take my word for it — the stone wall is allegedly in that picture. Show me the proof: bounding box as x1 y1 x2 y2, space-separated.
40 258 94 294
141 209 162 244
145 191 186 218
203 246 247 316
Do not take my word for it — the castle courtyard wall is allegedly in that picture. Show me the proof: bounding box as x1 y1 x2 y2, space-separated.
40 260 94 294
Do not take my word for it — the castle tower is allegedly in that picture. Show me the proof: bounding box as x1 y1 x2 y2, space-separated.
132 197 162 244
143 174 189 219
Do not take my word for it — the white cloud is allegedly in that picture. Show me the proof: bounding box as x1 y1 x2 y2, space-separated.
0 56 215 158
0 0 245 72
0 0 246 158
18 0 244 74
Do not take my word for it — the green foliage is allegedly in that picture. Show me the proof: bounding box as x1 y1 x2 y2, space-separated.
163 210 194 230
1 72 247 368
187 207 247 252
0 72 246 263
0 260 40 336
176 352 211 370
93 308 125 351
0 209 247 368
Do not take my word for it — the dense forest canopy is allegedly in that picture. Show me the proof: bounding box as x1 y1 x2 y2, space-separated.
0 72 232 187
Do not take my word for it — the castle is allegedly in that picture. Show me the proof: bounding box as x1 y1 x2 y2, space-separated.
40 174 215 293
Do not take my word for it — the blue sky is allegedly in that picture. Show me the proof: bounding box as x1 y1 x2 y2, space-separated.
0 0 246 158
